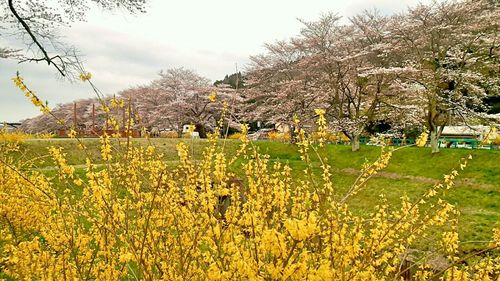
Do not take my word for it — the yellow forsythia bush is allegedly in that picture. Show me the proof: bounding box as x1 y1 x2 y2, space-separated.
35 132 55 139
1 125 499 280
493 135 500 146
160 131 179 138
1 76 499 280
312 131 350 143
0 130 31 143
229 132 244 140
268 131 291 142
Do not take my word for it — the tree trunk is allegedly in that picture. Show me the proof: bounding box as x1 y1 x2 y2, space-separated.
289 124 296 144
430 130 440 154
427 98 446 154
177 124 183 138
195 124 207 138
351 134 360 152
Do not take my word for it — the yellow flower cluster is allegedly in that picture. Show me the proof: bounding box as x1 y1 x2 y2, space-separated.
293 117 311 162
36 132 55 139
481 127 497 145
284 214 318 241
48 146 75 180
0 131 53 142
67 129 77 138
343 147 393 201
268 131 291 142
314 108 327 146
1 98 499 280
187 124 196 136
229 123 251 165
208 90 217 102
110 96 125 108
101 103 110 113
0 130 31 143
99 133 112 161
416 129 429 147
79 72 92 81
12 74 51 114
312 131 350 143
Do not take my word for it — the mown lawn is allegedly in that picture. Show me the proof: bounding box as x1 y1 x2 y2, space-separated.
12 138 500 253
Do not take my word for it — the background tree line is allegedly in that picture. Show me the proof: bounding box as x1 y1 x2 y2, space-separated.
243 0 499 152
18 0 500 153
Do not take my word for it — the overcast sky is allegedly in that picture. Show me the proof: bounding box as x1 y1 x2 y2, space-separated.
0 0 431 122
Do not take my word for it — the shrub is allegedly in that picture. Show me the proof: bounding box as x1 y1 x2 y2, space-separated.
312 131 350 143
160 131 179 138
1 76 498 280
35 132 55 139
229 132 243 140
1 126 498 280
493 135 500 146
268 131 290 142
0 130 31 143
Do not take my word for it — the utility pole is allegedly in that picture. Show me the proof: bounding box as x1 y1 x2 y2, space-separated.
73 102 77 129
92 103 96 133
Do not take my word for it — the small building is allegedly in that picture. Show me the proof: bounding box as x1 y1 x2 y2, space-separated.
182 124 192 133
441 126 495 140
0 122 21 132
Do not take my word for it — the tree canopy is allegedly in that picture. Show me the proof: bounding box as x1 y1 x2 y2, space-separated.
243 0 499 152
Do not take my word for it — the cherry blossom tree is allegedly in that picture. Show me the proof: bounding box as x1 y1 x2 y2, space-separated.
245 39 323 133
390 0 500 153
19 98 99 133
19 66 245 136
147 68 238 138
0 47 20 58
19 0 499 148
118 86 176 131
245 12 417 151
245 1 499 153
20 68 241 136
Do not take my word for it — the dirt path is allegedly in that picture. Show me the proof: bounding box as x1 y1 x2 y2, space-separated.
33 160 180 171
33 163 497 189
340 168 498 189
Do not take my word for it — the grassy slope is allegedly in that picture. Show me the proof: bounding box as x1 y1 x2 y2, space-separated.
12 138 500 252
255 142 500 252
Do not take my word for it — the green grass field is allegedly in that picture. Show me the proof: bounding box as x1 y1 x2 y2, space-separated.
12 138 500 253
